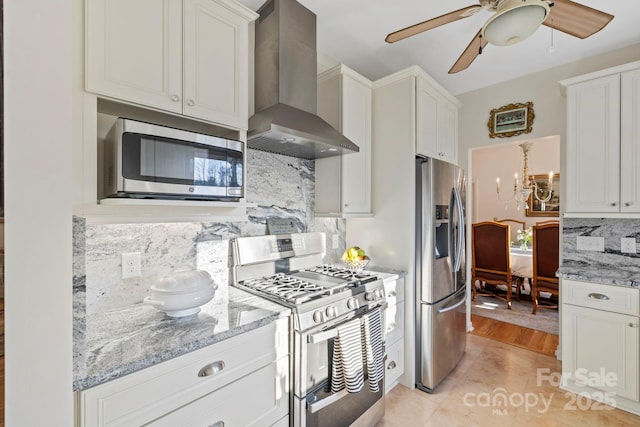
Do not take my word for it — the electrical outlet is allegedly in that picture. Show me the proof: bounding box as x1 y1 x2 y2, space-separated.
122 252 141 278
576 236 605 252
332 234 340 250
621 238 637 254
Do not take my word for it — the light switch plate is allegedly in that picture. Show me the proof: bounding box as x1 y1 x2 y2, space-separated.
576 236 605 252
621 238 637 254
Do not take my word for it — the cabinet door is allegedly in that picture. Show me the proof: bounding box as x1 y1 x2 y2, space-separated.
620 68 640 213
416 77 439 159
562 303 639 401
385 338 404 393
438 97 458 164
341 73 372 214
316 67 372 216
183 0 250 129
86 0 182 113
566 75 621 212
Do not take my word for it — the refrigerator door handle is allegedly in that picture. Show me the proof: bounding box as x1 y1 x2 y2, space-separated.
450 187 464 273
437 295 466 313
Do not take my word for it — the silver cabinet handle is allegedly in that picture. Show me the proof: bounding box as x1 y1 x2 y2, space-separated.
587 293 610 301
388 290 397 297
625 202 633 207
386 322 397 333
209 422 224 427
387 361 397 370
170 94 180 102
198 361 225 377
186 99 195 107
611 202 618 207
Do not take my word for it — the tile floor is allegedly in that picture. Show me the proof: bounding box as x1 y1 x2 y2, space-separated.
376 334 640 426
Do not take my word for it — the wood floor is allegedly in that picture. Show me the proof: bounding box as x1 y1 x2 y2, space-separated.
470 313 559 356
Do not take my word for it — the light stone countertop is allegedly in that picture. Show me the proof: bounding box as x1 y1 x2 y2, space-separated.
557 263 640 288
73 286 290 391
367 266 407 282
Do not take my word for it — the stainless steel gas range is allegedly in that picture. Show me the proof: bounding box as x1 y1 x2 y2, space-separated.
232 232 387 427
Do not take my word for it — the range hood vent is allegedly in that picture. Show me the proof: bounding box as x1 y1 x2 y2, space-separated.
248 0 359 160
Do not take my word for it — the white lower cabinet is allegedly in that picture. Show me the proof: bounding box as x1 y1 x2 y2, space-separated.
76 318 289 427
383 276 405 393
561 279 640 413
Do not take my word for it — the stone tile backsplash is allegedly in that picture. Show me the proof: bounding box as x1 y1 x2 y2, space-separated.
562 217 640 269
74 149 346 315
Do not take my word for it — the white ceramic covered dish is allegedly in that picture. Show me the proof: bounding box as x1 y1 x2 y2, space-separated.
143 269 217 317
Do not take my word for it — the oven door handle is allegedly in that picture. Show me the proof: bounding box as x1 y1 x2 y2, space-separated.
307 388 349 413
307 328 338 344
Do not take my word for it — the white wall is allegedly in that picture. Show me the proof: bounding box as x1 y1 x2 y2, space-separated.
4 0 74 425
457 42 640 169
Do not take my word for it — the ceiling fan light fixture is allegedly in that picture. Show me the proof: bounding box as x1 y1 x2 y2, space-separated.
481 0 550 46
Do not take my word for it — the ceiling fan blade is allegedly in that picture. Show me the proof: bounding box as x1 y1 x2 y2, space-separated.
542 0 613 39
449 29 488 74
385 5 482 44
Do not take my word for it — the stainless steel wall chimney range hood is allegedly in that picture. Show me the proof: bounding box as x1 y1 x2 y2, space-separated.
248 0 359 160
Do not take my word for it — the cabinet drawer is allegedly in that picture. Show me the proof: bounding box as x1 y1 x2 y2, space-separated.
563 279 639 316
384 301 404 346
79 319 288 427
385 338 404 393
148 356 289 426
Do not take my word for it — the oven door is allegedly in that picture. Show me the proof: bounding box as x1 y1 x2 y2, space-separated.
293 304 386 427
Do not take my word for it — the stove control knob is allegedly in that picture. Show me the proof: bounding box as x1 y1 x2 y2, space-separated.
313 310 324 324
325 306 338 318
376 289 385 299
365 292 375 301
347 297 359 310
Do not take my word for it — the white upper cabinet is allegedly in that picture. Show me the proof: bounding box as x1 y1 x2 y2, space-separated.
562 61 640 214
86 0 257 130
316 65 372 216
416 77 459 163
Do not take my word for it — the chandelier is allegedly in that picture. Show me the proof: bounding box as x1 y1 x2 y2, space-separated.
496 142 553 211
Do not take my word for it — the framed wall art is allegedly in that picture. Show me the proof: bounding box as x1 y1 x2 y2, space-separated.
526 173 560 217
488 101 535 138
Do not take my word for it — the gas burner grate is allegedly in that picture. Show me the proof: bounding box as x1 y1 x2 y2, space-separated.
241 273 331 304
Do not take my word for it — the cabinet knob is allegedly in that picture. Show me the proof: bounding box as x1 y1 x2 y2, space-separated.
388 290 397 297
387 361 397 370
209 422 225 427
170 94 180 102
625 202 632 207
386 322 397 333
629 323 638 328
611 202 617 207
198 360 225 377
344 203 349 208
186 99 195 107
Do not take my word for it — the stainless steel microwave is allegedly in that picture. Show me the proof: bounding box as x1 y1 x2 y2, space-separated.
103 118 244 201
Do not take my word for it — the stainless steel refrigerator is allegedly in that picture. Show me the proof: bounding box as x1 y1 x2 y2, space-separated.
415 157 467 392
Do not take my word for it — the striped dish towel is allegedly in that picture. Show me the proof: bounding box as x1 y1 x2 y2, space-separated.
331 318 365 393
361 308 384 392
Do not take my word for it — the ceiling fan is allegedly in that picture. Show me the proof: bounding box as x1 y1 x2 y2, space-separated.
385 0 614 74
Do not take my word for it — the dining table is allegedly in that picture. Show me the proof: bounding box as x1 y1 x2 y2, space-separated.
510 246 533 279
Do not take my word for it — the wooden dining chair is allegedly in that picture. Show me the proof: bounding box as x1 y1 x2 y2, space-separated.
471 221 513 309
531 222 560 314
496 217 527 298
535 220 559 226
495 218 526 243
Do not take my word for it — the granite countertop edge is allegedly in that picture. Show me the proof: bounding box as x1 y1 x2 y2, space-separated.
557 263 640 288
368 266 407 280
74 287 290 391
